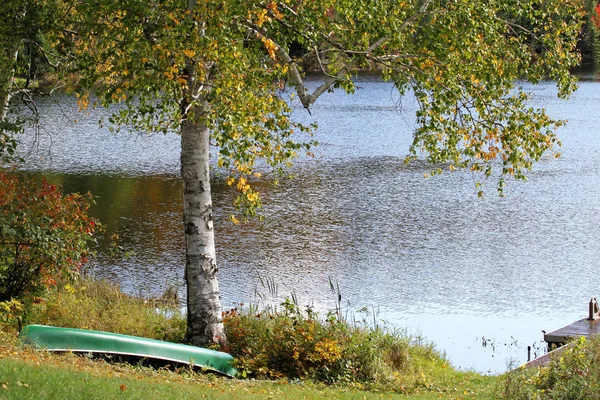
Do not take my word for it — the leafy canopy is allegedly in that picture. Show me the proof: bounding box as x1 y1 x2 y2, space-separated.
59 0 583 198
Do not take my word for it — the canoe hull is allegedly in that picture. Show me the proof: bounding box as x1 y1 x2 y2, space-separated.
19 324 237 377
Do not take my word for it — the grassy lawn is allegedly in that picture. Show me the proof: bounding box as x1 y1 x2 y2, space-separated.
0 342 498 399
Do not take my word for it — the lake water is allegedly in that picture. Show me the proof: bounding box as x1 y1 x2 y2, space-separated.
14 74 600 373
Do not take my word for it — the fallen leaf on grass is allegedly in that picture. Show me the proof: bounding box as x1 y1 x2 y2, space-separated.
120 384 127 392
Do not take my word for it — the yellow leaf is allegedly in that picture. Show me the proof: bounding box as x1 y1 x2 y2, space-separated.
77 93 90 111
247 192 259 202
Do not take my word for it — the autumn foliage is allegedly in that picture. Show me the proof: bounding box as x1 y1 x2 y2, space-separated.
593 4 600 29
221 299 436 388
0 172 98 301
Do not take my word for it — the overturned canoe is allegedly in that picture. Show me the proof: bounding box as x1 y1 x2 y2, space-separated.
19 324 237 377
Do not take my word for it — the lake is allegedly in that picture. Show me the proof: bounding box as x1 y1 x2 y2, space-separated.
14 74 600 373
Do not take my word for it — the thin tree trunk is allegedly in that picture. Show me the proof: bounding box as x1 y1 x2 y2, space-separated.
181 103 225 346
0 82 11 121
0 48 18 121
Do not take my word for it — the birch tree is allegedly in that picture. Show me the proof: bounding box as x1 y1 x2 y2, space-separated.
61 0 583 346
0 0 67 163
0 1 31 162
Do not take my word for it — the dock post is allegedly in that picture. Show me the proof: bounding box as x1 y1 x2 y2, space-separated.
588 298 599 321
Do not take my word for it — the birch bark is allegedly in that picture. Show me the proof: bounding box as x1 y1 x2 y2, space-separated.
181 104 225 346
179 0 225 346
0 48 18 121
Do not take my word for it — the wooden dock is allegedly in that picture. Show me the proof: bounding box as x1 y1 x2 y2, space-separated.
544 318 600 347
520 298 600 369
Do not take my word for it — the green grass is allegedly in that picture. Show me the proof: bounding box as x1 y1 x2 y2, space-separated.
0 355 497 400
1 356 348 400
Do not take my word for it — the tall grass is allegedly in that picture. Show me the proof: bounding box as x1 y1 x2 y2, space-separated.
23 279 441 390
23 279 186 343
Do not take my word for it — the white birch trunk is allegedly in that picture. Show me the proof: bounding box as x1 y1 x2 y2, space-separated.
180 0 225 347
181 103 225 346
0 88 10 121
0 48 18 121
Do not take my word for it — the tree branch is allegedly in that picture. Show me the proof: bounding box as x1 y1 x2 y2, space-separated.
243 0 435 110
365 0 433 53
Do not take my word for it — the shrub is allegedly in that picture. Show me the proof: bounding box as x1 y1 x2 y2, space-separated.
0 171 98 301
501 337 600 399
221 298 442 390
0 298 23 332
0 119 22 164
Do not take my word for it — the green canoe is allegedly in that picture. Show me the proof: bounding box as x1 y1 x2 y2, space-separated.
19 324 237 377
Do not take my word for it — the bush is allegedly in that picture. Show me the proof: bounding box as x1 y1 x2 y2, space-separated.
221 299 442 390
501 337 600 399
0 298 23 333
0 119 22 164
0 171 98 301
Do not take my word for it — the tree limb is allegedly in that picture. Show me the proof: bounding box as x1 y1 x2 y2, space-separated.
244 0 436 110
